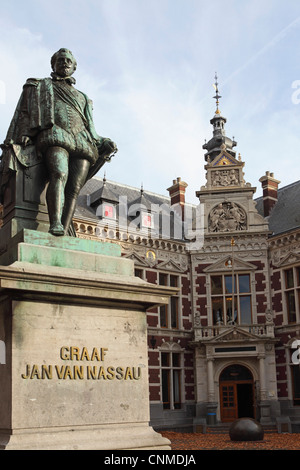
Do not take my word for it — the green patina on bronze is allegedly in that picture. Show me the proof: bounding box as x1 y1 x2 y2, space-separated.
10 228 121 256
0 229 130 275
0 48 117 237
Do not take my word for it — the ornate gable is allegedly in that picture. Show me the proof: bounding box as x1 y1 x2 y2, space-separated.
274 251 300 268
200 144 249 195
210 148 239 167
203 255 257 273
157 258 185 273
206 326 261 343
124 252 149 267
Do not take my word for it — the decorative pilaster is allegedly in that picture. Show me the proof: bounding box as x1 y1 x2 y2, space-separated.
258 353 272 424
207 356 215 402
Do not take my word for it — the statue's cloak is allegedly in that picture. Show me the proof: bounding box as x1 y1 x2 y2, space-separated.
5 77 100 147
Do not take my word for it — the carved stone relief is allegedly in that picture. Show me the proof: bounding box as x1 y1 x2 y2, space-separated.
208 202 247 233
211 169 240 187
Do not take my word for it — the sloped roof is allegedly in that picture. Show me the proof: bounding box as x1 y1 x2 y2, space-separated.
78 177 171 207
255 180 300 236
76 177 300 239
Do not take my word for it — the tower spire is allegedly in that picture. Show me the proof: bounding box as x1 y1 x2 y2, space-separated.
202 74 237 162
213 73 221 115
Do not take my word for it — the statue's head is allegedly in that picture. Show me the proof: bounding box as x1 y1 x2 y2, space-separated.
51 48 77 77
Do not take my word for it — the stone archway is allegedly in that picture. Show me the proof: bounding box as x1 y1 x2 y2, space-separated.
219 364 255 422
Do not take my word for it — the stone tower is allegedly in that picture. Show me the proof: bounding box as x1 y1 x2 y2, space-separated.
191 76 279 426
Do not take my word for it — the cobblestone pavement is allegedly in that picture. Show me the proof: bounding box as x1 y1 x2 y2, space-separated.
161 431 300 450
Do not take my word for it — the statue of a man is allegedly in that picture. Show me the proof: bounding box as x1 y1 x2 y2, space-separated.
1 48 117 236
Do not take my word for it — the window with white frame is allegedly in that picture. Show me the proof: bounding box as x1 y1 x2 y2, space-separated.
161 350 182 410
141 211 154 229
211 273 252 325
284 267 300 324
158 273 180 329
102 203 116 220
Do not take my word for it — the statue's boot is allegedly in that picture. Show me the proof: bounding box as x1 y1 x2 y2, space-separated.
49 221 65 236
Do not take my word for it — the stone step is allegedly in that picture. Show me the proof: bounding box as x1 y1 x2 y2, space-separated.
207 425 230 434
262 425 278 433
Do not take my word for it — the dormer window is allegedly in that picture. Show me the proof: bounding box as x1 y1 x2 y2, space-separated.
102 203 116 220
141 211 153 229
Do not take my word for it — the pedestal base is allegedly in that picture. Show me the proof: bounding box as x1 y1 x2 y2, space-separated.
0 230 173 450
0 423 170 451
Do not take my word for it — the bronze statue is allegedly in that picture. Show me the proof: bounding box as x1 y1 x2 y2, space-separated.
0 48 117 236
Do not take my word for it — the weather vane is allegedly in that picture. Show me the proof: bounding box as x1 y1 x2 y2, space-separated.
213 72 221 114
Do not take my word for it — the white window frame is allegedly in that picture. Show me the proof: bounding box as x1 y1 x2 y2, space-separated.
158 272 181 329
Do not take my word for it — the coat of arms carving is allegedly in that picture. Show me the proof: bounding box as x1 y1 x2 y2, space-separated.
208 202 247 232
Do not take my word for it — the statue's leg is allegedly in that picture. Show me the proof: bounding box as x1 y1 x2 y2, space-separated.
62 158 90 234
45 146 69 236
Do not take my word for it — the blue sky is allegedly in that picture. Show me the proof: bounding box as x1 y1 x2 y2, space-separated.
1 0 300 202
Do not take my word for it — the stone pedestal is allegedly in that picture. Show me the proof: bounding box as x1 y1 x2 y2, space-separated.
0 159 49 256
258 401 272 425
0 230 173 450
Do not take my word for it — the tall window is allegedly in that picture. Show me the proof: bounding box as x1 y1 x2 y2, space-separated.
134 268 144 279
141 211 154 229
284 267 300 323
159 273 180 329
291 364 300 406
161 351 182 409
211 273 252 325
290 346 300 406
101 203 116 220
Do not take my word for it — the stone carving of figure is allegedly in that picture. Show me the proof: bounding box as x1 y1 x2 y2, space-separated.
229 169 238 185
0 48 117 236
209 202 246 232
211 169 239 187
229 202 246 229
209 203 226 231
212 170 221 186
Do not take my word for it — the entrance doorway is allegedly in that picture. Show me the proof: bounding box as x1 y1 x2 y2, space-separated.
219 364 255 422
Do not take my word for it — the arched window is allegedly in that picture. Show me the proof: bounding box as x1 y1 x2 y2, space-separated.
220 364 253 382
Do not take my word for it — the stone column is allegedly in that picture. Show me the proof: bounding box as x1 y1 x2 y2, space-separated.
207 357 215 402
259 354 267 400
258 353 271 424
206 356 217 424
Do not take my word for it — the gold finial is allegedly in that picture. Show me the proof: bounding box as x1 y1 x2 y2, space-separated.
213 73 221 114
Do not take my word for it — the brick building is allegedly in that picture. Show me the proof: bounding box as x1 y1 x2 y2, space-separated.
71 88 300 433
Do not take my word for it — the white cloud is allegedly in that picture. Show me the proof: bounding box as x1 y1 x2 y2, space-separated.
1 0 300 204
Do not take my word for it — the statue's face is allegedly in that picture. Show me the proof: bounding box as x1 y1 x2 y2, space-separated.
53 52 76 77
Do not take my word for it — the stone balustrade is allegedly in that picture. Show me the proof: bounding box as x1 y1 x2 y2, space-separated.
194 322 275 341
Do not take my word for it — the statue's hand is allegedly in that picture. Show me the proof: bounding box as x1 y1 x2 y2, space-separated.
21 136 33 147
107 139 118 152
97 138 118 155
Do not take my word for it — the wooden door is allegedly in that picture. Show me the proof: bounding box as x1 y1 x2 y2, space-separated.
220 383 238 422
